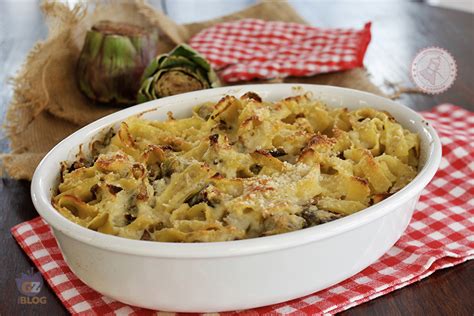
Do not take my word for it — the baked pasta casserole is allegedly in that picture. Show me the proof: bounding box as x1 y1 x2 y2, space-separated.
53 92 420 242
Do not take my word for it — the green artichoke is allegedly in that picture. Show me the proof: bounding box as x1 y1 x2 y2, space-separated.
77 21 158 105
137 44 220 102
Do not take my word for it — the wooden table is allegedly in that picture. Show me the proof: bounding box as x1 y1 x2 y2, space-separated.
1 1 473 315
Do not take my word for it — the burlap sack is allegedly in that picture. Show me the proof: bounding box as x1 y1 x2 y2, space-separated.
1 0 384 180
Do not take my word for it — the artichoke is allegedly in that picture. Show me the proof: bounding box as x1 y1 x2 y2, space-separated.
138 44 220 102
77 21 158 105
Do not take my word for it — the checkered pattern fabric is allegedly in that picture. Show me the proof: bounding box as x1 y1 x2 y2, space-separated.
188 19 372 83
11 104 474 315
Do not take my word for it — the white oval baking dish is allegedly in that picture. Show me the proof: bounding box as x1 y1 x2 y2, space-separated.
31 84 441 312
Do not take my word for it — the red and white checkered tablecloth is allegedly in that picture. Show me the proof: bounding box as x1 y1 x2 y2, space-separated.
188 19 372 83
11 104 474 315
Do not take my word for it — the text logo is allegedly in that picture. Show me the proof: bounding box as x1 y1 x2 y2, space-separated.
15 268 47 305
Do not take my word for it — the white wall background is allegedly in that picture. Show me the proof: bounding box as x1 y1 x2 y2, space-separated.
427 0 474 13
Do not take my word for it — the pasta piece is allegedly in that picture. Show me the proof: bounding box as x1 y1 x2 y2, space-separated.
354 152 393 194
53 195 98 226
316 197 366 215
155 163 214 212
250 150 285 175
